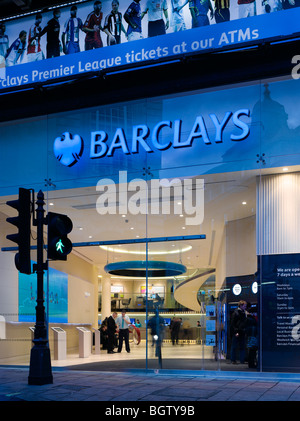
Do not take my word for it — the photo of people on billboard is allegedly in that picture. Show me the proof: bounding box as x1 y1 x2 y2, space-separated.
0 0 296 69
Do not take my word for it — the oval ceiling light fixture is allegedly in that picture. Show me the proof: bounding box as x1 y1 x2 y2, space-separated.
100 244 192 256
104 260 187 278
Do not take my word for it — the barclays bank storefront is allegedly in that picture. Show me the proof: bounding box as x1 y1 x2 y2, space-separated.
0 0 300 377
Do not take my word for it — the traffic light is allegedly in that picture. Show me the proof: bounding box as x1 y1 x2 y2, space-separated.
47 212 73 260
6 188 32 274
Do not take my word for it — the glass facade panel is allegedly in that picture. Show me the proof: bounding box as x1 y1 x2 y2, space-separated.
1 76 300 373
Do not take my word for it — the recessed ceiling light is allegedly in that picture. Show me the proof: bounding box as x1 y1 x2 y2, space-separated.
100 244 192 255
282 167 288 172
242 201 247 205
49 202 54 206
179 214 184 217
122 214 126 217
182 226 186 230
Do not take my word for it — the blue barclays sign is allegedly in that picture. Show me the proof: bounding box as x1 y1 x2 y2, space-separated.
0 2 299 91
2 77 300 195
53 108 250 167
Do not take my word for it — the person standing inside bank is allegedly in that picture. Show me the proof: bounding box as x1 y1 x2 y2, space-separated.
230 300 247 364
116 309 131 353
107 312 118 354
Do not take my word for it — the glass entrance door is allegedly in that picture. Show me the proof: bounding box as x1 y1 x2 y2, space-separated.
145 166 258 372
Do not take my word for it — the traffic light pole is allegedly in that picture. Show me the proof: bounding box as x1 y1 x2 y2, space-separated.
28 190 53 385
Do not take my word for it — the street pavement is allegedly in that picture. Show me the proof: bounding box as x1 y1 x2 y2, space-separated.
0 365 300 405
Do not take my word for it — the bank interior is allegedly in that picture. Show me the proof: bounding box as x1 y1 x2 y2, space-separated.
2 159 283 373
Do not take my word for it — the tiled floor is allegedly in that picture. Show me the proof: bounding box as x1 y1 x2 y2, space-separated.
0 341 220 368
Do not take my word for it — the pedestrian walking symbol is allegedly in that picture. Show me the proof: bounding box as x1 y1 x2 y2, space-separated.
56 239 64 254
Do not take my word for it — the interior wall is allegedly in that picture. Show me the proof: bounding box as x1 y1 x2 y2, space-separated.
51 253 98 327
226 215 256 278
68 274 95 324
0 251 18 323
215 226 226 294
257 173 300 255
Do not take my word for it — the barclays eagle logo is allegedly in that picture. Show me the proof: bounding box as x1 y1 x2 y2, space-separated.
54 132 84 167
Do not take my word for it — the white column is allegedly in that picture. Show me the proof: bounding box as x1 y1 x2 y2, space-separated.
257 172 300 255
101 276 111 320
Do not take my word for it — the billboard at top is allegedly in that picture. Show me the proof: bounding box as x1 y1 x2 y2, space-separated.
0 0 299 91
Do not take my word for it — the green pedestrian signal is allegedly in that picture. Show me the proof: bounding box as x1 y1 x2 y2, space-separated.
47 212 73 261
56 239 65 254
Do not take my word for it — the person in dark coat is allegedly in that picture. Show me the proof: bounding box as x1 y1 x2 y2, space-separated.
230 300 247 364
245 305 258 368
106 312 118 354
148 311 165 349
170 317 181 345
147 309 165 367
99 322 108 350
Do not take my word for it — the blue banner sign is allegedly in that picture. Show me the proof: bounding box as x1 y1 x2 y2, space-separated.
0 0 299 91
261 254 300 371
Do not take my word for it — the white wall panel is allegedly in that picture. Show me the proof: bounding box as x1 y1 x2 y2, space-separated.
257 173 300 255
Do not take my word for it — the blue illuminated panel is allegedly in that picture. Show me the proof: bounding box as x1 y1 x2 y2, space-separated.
18 266 68 323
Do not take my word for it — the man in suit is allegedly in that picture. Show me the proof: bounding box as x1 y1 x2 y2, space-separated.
107 312 118 354
116 309 131 353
